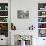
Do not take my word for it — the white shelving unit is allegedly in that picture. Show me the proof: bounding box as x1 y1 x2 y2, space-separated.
0 3 8 36
0 3 9 45
38 3 46 37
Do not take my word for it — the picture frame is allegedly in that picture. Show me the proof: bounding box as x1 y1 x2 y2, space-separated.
17 10 29 19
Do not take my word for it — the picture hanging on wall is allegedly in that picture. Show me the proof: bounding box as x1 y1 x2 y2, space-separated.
17 10 29 19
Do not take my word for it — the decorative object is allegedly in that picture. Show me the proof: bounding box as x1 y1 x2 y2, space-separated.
0 17 8 22
0 3 8 10
42 12 45 15
38 17 46 22
38 3 46 10
0 6 1 10
0 23 8 37
38 11 46 16
0 11 8 16
5 6 8 10
11 23 16 30
39 29 46 37
15 35 32 46
29 25 35 30
38 23 46 28
19 35 32 45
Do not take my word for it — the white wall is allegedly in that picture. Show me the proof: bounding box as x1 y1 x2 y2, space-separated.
11 0 46 46
11 0 38 30
11 0 46 29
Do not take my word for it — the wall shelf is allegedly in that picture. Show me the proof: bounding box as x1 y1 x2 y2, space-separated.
0 16 8 17
38 28 46 29
38 22 46 23
38 10 46 11
0 22 8 23
0 10 8 11
38 16 46 17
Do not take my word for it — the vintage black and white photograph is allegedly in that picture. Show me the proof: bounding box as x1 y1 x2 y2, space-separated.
17 10 29 19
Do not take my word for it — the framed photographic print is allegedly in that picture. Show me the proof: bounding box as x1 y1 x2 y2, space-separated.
17 10 29 19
